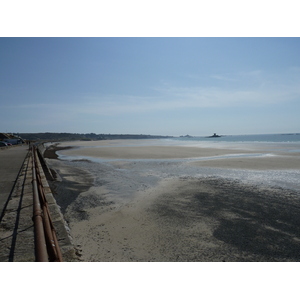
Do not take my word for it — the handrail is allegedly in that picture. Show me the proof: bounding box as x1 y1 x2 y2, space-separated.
32 147 48 261
32 146 63 262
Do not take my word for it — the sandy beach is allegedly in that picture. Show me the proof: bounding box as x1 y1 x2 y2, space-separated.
45 139 300 261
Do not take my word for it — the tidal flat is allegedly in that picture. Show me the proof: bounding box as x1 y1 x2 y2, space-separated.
45 139 300 261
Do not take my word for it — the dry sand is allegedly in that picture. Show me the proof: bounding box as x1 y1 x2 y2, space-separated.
45 140 300 261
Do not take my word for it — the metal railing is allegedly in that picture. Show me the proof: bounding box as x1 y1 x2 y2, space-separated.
31 146 63 262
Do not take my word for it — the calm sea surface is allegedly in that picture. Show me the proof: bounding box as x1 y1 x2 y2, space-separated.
174 133 300 143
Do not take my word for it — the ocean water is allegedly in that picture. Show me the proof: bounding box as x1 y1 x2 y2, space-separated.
175 133 300 143
170 134 300 155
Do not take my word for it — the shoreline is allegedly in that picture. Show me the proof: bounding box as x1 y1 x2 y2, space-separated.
47 139 300 170
45 140 300 261
43 144 74 159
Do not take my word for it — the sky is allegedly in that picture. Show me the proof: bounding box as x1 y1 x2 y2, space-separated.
1 37 300 136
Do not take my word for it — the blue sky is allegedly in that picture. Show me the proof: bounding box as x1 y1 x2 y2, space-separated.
1 37 300 136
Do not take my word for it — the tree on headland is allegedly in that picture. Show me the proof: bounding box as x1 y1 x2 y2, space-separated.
18 132 173 141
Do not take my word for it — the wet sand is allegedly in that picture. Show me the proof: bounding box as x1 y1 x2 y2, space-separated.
60 144 254 159
45 140 300 261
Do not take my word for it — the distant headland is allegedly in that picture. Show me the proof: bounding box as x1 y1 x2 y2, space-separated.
15 132 174 141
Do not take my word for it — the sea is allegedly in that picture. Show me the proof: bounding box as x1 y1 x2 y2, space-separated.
174 133 300 143
170 133 300 154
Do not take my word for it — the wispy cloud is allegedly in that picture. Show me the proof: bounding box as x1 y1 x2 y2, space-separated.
78 77 300 116
4 69 300 119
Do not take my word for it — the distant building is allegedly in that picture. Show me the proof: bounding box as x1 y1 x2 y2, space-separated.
206 133 221 138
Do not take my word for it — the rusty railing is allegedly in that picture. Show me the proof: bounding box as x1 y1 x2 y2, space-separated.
31 146 63 262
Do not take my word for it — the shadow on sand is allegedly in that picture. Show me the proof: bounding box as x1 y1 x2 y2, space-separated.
153 177 300 261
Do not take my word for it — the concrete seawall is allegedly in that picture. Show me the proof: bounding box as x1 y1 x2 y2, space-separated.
0 144 80 262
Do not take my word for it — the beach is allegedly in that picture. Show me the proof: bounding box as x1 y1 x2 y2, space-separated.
44 139 300 261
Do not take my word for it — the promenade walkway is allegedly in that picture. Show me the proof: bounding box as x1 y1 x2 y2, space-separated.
0 145 29 219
